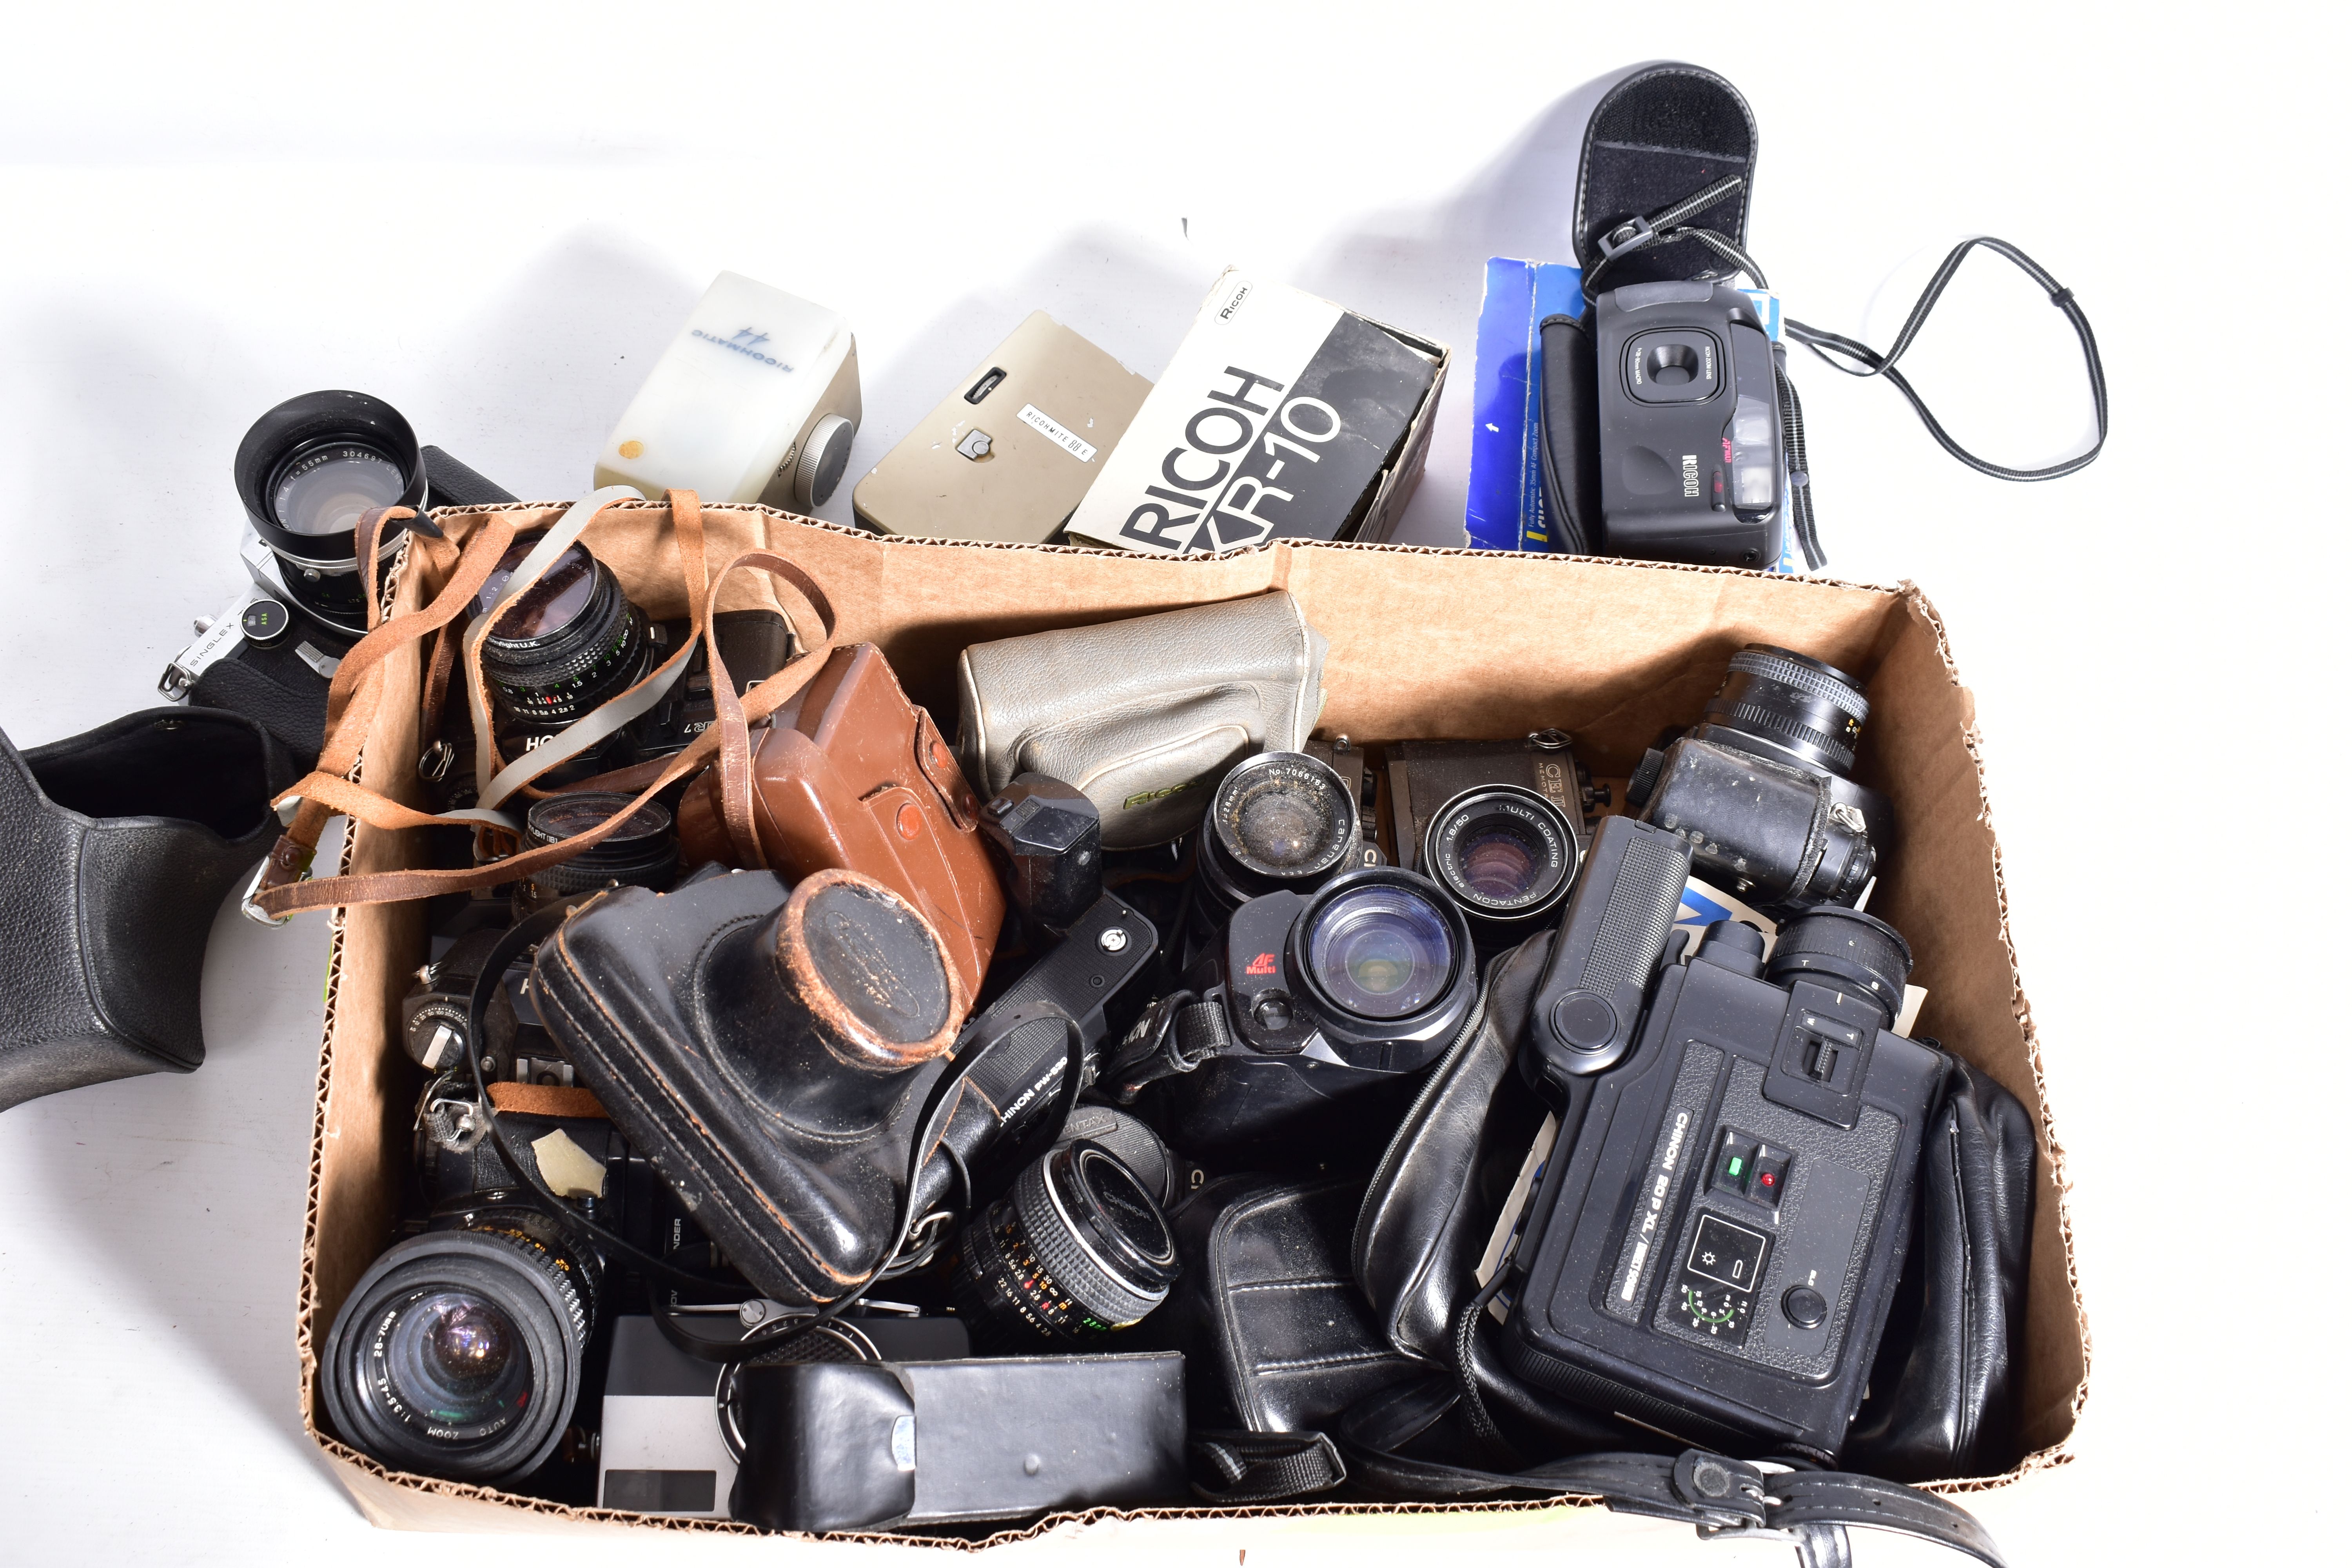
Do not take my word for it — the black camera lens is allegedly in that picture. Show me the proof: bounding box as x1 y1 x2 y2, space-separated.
514 792 678 915
477 539 650 731
321 1224 595 1483
1426 784 1577 922
234 391 427 635
951 1140 1179 1348
1199 750 1360 912
1301 877 1457 1020
1766 906 1913 1028
1215 751 1357 878
1702 644 1871 778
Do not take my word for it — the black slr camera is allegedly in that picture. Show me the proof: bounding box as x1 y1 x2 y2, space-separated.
1628 644 1890 919
1499 813 1946 1462
321 1103 671 1485
1164 865 1477 1154
1542 281 1784 567
1385 730 1598 944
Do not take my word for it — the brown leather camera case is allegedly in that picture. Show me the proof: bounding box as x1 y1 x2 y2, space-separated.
677 642 1004 1002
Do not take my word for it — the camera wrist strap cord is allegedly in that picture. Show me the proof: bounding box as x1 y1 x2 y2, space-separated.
1578 174 2108 569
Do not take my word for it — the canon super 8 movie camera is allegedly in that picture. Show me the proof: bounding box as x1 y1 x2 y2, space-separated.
1499 813 1946 1462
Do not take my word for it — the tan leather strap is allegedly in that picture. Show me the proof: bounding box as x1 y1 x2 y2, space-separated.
698 547 840 871
250 496 845 918
256 505 519 897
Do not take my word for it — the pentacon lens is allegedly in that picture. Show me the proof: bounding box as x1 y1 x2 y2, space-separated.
1302 878 1457 1020
951 1140 1179 1348
1702 645 1872 778
321 1223 595 1483
1426 784 1577 922
477 539 650 731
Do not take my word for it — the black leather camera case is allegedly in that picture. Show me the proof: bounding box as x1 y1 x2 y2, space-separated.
1 707 294 1111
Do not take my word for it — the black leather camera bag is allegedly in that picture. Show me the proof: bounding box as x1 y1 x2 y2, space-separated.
0 706 294 1111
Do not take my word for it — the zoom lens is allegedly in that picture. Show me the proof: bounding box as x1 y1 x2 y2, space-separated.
514 792 679 915
1426 784 1577 924
951 1140 1179 1348
1766 906 1914 1029
234 390 427 635
1702 644 1871 777
321 1223 596 1483
477 539 650 731
1301 876 1457 1020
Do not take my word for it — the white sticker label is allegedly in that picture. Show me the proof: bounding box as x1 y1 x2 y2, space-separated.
1017 403 1096 463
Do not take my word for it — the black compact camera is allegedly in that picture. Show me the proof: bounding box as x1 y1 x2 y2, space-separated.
1499 814 1946 1462
160 390 518 767
320 1103 667 1484
1160 865 1477 1153
1541 282 1785 568
1627 644 1890 918
1385 730 1598 942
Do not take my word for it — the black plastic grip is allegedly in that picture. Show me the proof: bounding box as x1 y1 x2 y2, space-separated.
1524 815 1691 1098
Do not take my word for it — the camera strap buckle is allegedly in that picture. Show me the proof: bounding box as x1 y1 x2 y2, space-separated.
1597 214 1657 261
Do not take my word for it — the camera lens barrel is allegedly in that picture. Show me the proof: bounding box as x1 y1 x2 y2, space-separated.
1701 645 1871 778
514 793 678 915
1766 906 1914 1028
1425 784 1578 929
952 1140 1179 1347
1198 750 1361 913
477 541 651 732
1642 737 1876 911
319 1222 596 1483
234 391 428 634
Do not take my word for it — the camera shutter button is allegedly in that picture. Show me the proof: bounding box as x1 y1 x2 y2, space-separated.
1550 991 1617 1051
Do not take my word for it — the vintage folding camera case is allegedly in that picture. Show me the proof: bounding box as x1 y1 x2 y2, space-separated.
294 499 2087 1543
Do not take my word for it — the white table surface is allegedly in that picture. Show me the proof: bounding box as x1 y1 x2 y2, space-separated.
1 6 2337 1564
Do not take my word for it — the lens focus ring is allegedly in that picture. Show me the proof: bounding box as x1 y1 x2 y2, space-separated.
1014 1152 1167 1329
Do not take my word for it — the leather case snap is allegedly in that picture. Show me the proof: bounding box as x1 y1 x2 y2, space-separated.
0 707 295 1111
954 591 1329 850
1156 1174 1416 1434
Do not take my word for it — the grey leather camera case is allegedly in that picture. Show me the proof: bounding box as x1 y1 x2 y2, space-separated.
954 591 1328 849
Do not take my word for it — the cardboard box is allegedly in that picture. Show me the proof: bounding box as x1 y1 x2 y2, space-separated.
296 502 2086 1540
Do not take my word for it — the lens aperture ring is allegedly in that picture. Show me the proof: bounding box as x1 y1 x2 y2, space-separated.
1717 700 1858 773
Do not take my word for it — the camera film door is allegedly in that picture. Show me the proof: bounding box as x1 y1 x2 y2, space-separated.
851 311 1152 544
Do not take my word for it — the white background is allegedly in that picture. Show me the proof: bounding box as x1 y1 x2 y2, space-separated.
0 4 2339 1564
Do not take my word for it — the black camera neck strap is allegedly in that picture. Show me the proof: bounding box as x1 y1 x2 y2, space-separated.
1098 989 1254 1103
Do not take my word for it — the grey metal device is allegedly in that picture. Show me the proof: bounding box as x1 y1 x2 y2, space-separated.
1505 815 1946 1462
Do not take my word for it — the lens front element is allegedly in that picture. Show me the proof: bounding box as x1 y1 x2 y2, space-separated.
376 1289 534 1441
1213 752 1356 881
1428 785 1575 920
1306 882 1455 1020
271 446 409 537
